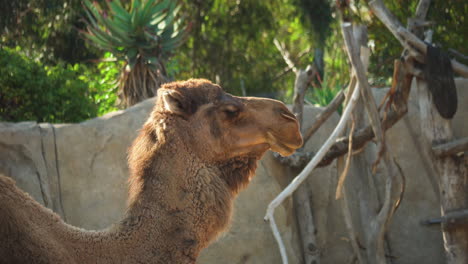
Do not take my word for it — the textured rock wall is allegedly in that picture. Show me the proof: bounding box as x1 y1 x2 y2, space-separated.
0 78 466 263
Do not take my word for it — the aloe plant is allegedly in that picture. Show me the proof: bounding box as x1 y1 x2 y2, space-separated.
82 0 188 107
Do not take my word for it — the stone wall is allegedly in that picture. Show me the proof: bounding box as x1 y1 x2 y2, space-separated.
0 79 466 263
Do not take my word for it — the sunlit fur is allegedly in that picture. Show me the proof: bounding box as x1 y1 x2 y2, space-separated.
0 79 302 263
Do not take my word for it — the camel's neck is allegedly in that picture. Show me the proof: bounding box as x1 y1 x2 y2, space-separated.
64 128 237 263
56 122 259 263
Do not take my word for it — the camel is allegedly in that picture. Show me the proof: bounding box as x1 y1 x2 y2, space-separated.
0 79 302 263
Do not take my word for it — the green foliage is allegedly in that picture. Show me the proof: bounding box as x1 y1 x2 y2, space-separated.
292 0 333 46
176 0 303 97
0 0 103 64
0 0 466 122
306 78 343 114
77 53 122 116
82 0 188 70
82 0 189 107
0 47 96 123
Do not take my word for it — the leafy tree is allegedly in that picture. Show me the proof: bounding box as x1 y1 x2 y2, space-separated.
0 0 101 63
175 0 313 98
82 0 188 107
291 0 333 80
78 52 122 116
0 47 96 122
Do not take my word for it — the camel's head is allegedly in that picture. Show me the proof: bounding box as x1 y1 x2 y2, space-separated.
153 79 302 162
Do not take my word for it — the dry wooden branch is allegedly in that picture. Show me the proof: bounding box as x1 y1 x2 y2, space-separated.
274 152 314 169
265 73 362 264
294 184 320 264
335 115 355 199
341 187 365 264
448 48 468 61
293 65 316 124
341 22 386 157
273 40 320 264
342 26 381 264
369 0 468 78
422 209 468 228
274 47 313 80
432 137 468 157
450 59 468 78
414 0 431 18
274 38 298 74
341 21 402 264
303 90 345 144
267 215 288 264
368 0 406 46
318 108 406 167
291 66 320 264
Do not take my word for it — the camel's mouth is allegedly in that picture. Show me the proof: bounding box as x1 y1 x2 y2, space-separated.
266 131 303 157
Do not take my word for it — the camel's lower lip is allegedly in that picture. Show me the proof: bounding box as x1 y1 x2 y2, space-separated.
271 141 297 157
265 130 302 156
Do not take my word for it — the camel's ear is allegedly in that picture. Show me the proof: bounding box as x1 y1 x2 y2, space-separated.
161 89 189 116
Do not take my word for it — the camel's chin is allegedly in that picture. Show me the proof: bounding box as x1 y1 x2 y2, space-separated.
271 143 297 157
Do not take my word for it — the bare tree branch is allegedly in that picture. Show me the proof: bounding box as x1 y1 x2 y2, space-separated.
341 23 385 157
273 41 321 264
267 215 288 264
341 187 365 264
318 108 406 167
341 21 402 264
414 0 431 20
422 209 468 228
335 115 355 199
265 71 362 264
369 0 468 77
274 47 313 80
274 38 298 74
448 48 468 61
432 137 468 157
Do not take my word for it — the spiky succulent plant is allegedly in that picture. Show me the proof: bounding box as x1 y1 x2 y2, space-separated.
82 0 188 107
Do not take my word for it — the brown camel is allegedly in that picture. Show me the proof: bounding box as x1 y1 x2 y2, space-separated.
0 79 302 263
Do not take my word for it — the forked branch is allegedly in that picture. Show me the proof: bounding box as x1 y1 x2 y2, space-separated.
369 0 468 77
264 71 362 264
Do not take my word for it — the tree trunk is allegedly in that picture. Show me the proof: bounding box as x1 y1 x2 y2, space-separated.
416 79 468 263
291 67 320 264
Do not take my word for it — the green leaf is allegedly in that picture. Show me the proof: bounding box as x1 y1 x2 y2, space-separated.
130 0 141 28
100 17 134 45
85 1 134 45
161 32 186 52
108 0 130 21
83 33 110 49
86 26 115 47
126 48 138 62
158 2 178 29
146 56 158 66
149 13 168 28
144 32 159 46
149 0 171 21
139 0 157 25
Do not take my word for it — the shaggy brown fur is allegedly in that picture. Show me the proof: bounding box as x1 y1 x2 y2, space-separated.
0 79 302 264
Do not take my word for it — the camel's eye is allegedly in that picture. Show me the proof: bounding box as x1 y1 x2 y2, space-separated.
221 104 240 119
